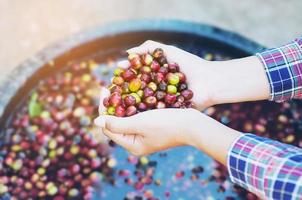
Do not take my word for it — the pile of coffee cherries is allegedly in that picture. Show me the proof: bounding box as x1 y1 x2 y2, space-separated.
103 48 194 116
0 61 116 200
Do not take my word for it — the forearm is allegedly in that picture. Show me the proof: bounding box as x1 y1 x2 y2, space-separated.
188 116 302 199
187 114 242 166
210 56 270 105
209 37 302 104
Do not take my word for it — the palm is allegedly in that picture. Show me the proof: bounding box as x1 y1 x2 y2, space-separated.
159 45 214 110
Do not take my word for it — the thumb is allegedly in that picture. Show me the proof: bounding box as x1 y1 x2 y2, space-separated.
94 115 140 135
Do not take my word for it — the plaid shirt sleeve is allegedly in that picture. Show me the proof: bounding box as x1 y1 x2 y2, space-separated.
256 37 302 102
227 133 302 199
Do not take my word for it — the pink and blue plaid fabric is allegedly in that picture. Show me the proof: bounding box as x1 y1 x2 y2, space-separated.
228 38 302 199
228 134 302 199
256 37 302 102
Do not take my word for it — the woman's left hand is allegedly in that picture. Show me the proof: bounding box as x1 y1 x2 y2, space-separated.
94 107 204 156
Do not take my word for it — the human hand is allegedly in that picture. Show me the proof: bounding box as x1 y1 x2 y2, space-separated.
95 106 241 165
122 40 218 110
114 40 270 110
94 40 260 164
95 108 205 156
97 85 205 156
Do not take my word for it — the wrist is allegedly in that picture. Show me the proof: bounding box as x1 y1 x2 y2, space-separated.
186 113 242 165
210 56 270 105
184 112 220 147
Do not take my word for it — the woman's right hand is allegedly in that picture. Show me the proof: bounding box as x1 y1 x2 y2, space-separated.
125 40 218 110
125 40 270 109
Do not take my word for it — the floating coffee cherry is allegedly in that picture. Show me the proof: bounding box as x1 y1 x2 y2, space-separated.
115 106 126 117
168 62 179 73
167 73 180 85
124 95 136 107
165 94 177 105
143 87 155 98
107 106 115 115
128 53 142 70
181 89 194 101
150 60 160 72
140 66 151 74
158 66 168 75
109 84 122 94
103 97 110 107
158 82 167 91
156 101 166 109
167 85 177 94
157 56 168 65
177 95 185 103
178 83 187 92
142 53 153 65
126 106 137 116
130 93 141 104
140 73 151 83
112 76 124 86
109 92 122 107
144 96 157 108
155 91 166 101
152 48 164 59
176 72 186 83
113 68 124 76
137 102 148 111
122 69 136 82
129 78 142 92
104 48 194 117
173 101 182 108
154 72 165 84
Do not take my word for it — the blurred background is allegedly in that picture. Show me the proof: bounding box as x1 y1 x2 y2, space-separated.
1 0 301 84
1 1 302 199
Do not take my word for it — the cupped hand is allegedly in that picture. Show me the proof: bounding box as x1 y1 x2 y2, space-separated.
94 108 205 156
96 85 204 156
95 40 243 162
96 80 241 164
120 40 217 110
95 40 219 155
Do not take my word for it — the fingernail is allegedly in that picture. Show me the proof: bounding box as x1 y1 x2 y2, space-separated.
94 116 106 128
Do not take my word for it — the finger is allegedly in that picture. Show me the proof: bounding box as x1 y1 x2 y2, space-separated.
95 115 142 136
127 46 147 54
102 128 137 150
94 116 106 128
127 40 168 54
98 87 110 114
116 60 130 69
106 115 140 135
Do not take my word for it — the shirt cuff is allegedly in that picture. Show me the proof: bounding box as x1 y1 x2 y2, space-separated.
227 133 266 198
256 37 302 102
227 133 302 199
